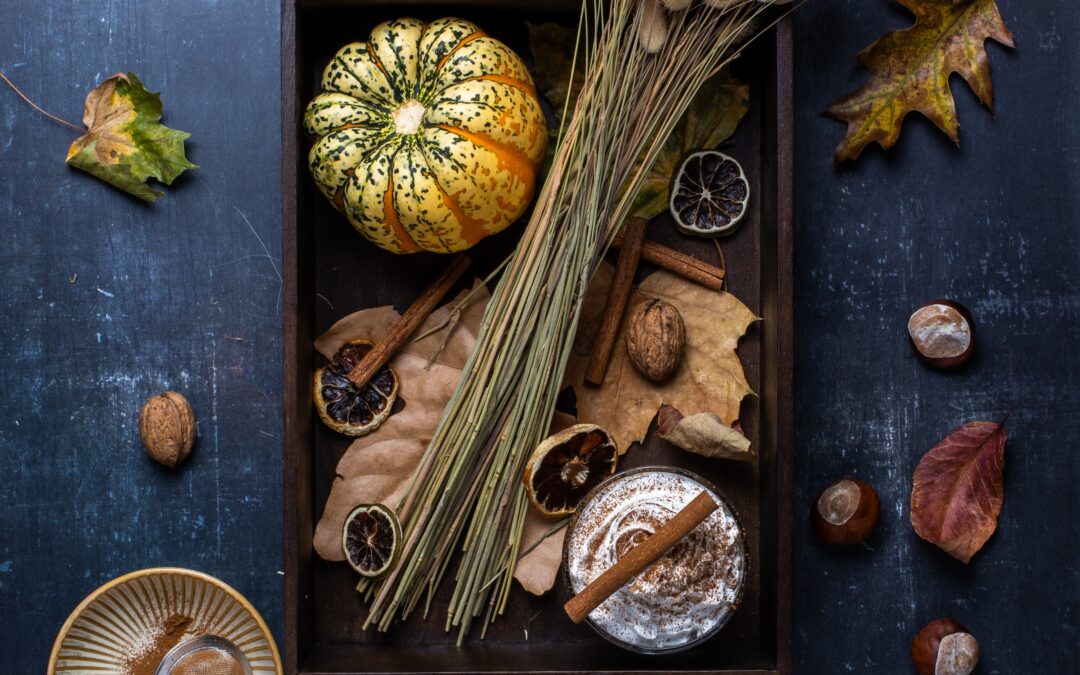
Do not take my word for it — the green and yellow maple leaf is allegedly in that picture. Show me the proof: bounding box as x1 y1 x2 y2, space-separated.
630 76 748 219
66 73 196 201
826 0 1014 164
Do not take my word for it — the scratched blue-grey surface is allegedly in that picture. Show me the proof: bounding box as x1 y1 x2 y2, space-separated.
794 0 1079 673
0 1 283 673
1 0 1077 673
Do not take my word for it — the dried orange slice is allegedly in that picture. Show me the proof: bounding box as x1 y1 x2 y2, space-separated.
523 424 618 518
342 504 400 578
670 150 749 237
314 338 398 436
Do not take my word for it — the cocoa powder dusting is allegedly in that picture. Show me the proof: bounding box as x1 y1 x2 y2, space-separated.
125 614 193 675
171 647 246 675
566 470 746 651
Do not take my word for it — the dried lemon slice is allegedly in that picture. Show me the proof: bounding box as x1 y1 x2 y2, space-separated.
523 424 618 518
669 150 750 237
342 504 400 578
314 338 398 436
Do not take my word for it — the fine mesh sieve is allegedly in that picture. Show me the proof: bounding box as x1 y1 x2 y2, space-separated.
154 635 252 675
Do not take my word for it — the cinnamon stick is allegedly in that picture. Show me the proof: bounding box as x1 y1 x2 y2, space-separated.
347 254 471 387
564 491 718 624
586 217 648 385
610 233 725 291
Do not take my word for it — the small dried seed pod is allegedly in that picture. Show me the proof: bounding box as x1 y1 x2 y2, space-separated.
638 0 668 53
139 391 196 468
625 298 686 382
907 300 974 369
911 619 979 675
810 478 880 545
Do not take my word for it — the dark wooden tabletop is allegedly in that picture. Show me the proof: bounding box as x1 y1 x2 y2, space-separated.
1 0 1075 672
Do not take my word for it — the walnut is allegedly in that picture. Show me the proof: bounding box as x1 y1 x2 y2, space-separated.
139 391 196 467
625 299 685 382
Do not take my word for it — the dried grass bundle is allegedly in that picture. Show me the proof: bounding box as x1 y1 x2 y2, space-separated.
359 0 782 641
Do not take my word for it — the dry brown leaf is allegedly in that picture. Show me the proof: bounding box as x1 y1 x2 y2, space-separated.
564 264 757 454
513 410 576 595
513 511 567 596
656 405 753 462
312 282 489 561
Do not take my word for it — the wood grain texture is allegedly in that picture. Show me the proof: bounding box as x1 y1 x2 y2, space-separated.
0 2 282 674
282 2 789 672
794 0 1079 672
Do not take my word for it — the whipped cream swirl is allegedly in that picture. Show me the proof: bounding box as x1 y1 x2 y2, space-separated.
566 470 745 652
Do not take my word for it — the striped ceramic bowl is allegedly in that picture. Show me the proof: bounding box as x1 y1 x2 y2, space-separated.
47 567 281 675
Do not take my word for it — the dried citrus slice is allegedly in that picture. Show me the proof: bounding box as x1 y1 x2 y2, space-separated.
669 150 750 237
523 424 618 518
342 504 400 578
314 338 398 436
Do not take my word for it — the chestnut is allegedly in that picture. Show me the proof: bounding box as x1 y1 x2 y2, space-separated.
911 618 979 675
907 300 974 369
810 478 880 545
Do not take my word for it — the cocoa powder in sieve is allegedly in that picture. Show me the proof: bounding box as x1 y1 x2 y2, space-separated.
171 647 246 675
126 614 193 675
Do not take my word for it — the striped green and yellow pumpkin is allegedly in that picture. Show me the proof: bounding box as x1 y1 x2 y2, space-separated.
304 18 547 254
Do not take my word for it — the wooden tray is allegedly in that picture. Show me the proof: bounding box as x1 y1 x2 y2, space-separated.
282 1 793 672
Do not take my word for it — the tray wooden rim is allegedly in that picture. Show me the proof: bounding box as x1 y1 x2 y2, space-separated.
281 3 793 672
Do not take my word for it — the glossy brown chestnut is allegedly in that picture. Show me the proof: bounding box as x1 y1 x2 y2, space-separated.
907 300 974 369
810 478 880 545
911 618 979 675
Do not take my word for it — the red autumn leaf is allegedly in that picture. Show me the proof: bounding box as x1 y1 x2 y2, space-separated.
910 420 1007 563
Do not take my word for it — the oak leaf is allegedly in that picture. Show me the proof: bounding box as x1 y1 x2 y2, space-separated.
564 264 757 454
66 73 196 202
826 0 1014 164
312 283 490 561
910 420 1007 563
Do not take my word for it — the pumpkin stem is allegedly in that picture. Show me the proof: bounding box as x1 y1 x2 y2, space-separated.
392 99 426 135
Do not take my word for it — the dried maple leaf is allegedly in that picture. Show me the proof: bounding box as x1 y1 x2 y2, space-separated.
656 405 753 462
66 73 196 202
564 264 757 454
312 283 489 561
911 420 1007 563
826 0 1014 164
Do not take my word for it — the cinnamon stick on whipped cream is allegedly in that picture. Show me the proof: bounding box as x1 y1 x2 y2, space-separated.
563 469 747 652
564 490 718 624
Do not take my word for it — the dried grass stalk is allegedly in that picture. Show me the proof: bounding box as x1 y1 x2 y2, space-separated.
358 0 781 641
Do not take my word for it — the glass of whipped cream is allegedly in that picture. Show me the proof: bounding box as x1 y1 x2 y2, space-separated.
563 466 747 654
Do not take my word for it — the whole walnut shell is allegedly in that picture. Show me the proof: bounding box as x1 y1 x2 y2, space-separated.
139 391 196 467
625 299 685 382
